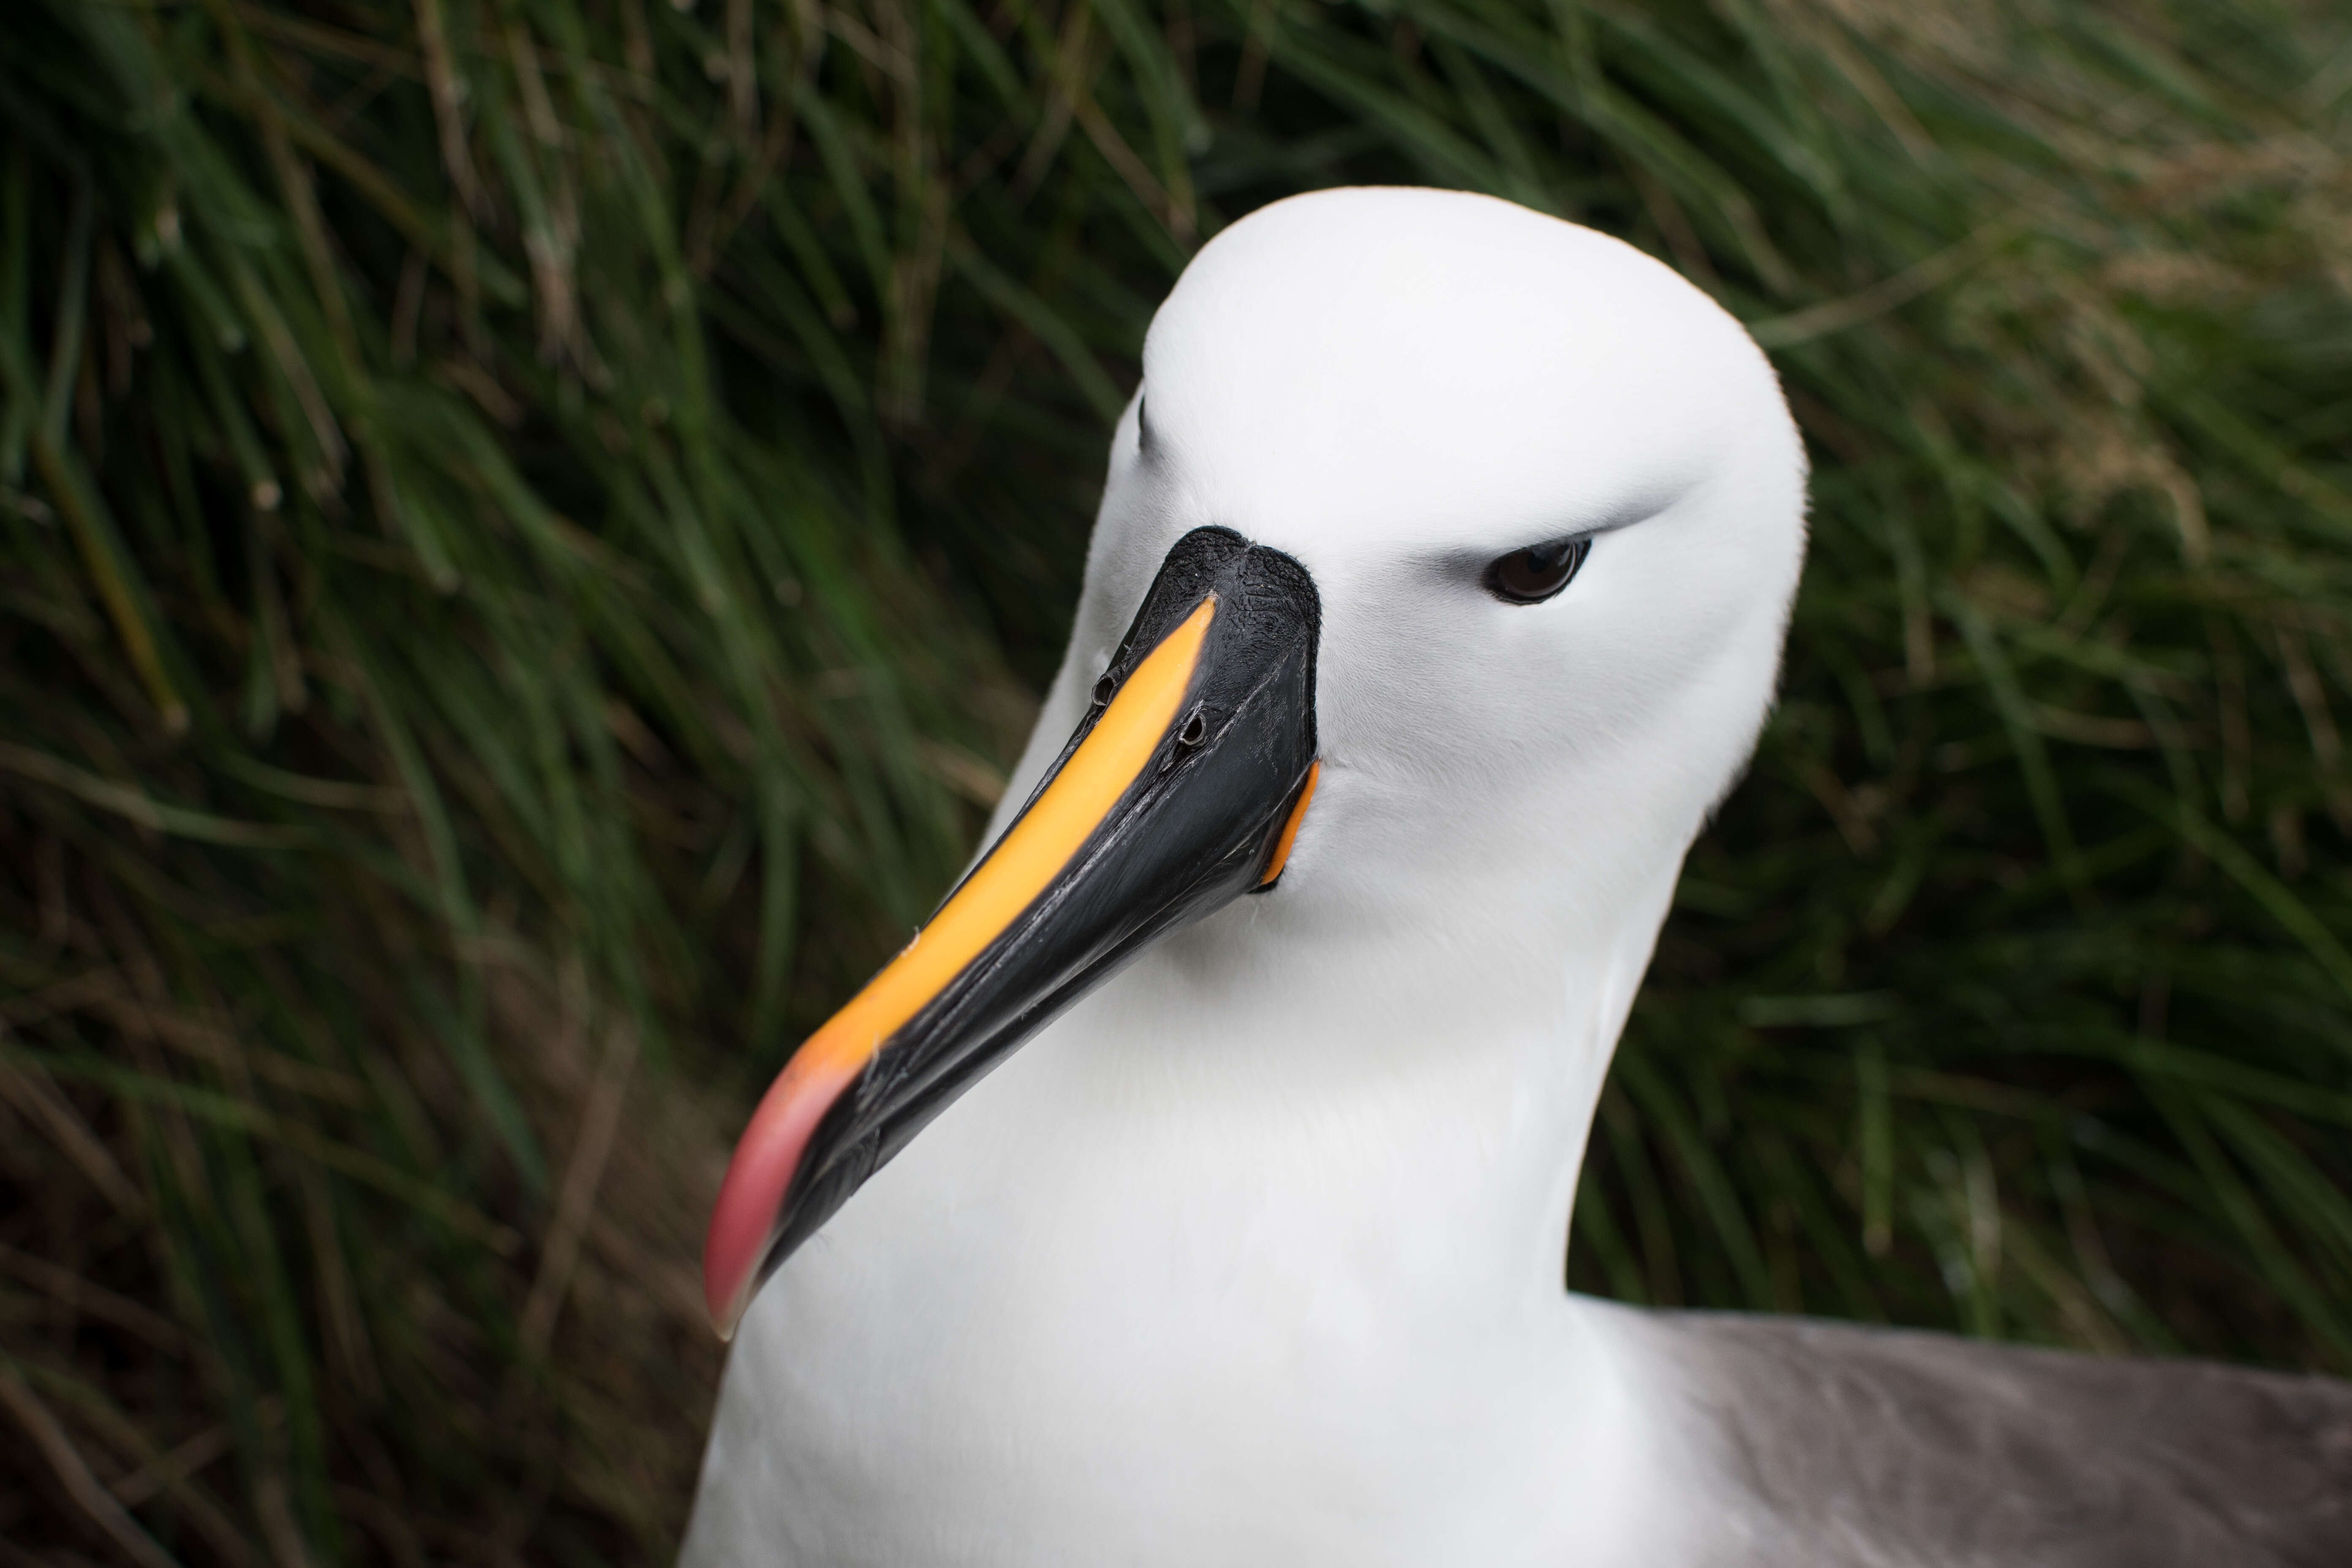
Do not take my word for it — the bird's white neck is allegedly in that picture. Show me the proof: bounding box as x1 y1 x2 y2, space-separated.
1080 836 1678 1305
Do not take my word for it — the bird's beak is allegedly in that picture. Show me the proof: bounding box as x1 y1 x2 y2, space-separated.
703 526 1321 1338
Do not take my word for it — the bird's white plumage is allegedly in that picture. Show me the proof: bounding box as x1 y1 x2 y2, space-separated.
683 186 1807 1566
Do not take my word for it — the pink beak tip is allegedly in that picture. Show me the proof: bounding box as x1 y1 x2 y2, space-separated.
702 1168 774 1342
702 1051 862 1344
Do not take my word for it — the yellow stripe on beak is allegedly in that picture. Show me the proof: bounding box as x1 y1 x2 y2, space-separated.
705 595 1219 1335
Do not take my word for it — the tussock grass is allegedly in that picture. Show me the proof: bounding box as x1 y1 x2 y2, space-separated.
2 0 2348 1561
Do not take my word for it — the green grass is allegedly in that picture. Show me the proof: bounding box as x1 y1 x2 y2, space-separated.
4 0 2350 1561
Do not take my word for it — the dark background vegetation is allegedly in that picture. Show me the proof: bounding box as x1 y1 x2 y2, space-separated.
5 0 2351 1562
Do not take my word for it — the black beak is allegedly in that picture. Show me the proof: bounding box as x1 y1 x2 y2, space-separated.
705 526 1321 1336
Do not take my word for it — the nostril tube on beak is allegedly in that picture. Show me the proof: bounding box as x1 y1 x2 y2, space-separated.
1164 706 1209 772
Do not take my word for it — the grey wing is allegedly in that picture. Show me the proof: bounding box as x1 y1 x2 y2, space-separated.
1647 1309 2352 1568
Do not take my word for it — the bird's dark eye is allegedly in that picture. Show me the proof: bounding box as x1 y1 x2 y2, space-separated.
1483 537 1590 605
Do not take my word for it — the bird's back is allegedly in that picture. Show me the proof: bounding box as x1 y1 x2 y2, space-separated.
1652 1310 2352 1567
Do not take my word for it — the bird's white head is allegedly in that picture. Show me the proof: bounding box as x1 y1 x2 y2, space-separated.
1077 187 1806 954
703 186 1807 1338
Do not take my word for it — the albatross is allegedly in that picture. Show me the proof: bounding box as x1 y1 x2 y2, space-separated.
682 187 2352 1566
